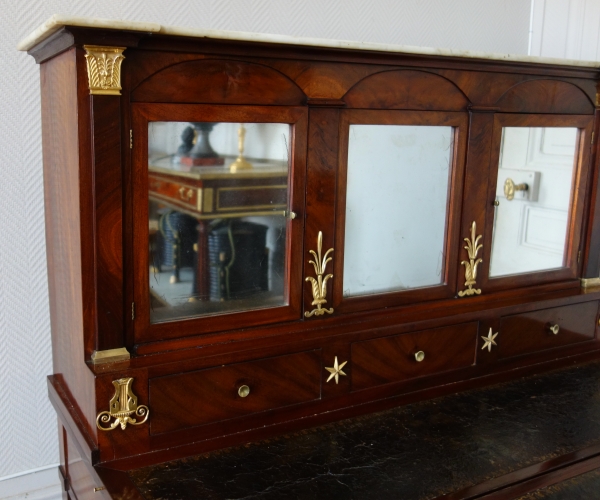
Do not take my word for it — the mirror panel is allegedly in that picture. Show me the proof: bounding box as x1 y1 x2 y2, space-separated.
343 124 453 297
147 121 291 323
489 127 577 277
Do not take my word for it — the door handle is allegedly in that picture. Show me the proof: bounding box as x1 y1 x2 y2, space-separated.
504 178 529 201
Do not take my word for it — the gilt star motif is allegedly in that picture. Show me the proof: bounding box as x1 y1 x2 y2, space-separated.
481 328 498 352
325 356 347 384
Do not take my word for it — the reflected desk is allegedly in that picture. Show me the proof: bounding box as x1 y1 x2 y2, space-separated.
148 157 288 302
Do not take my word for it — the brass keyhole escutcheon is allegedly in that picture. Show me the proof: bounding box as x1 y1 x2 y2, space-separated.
415 351 425 362
548 324 560 335
504 178 529 201
238 385 250 398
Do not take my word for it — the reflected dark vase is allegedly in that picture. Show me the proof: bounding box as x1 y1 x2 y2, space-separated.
190 123 218 158
180 123 225 167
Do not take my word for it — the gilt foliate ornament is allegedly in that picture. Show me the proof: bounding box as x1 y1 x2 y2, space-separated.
458 221 483 297
305 231 334 317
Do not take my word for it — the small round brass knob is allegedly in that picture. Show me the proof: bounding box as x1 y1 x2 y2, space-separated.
493 199 500 207
238 385 250 398
415 351 425 362
549 324 560 335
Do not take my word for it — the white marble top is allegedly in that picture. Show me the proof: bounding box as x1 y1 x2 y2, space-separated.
18 14 600 68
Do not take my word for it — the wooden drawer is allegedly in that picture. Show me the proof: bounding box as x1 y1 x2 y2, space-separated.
215 184 287 212
149 350 321 434
498 301 598 360
149 174 200 212
351 322 478 391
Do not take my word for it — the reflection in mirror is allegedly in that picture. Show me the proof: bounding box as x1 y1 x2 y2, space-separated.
147 122 291 323
489 127 577 277
343 125 453 297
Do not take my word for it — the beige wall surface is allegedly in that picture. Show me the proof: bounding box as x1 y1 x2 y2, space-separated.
0 0 533 486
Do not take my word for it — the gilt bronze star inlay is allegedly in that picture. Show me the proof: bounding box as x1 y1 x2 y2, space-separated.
325 356 347 384
481 328 499 352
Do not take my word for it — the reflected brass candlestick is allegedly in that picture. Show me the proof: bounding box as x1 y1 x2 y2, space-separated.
229 124 253 172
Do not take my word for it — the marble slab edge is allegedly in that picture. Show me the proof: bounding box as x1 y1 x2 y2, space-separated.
18 14 600 69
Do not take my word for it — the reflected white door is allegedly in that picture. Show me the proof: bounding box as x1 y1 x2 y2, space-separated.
489 127 577 277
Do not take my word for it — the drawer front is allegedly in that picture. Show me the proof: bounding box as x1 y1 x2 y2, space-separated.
215 184 287 212
352 322 478 391
149 175 200 212
149 350 321 434
498 301 598 360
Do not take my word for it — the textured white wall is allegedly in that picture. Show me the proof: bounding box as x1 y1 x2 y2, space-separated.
0 0 533 484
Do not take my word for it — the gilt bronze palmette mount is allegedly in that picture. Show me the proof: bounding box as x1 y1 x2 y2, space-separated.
96 378 149 431
305 231 334 317
83 45 125 95
458 221 483 297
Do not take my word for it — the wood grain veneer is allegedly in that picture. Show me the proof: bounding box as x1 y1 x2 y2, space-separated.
149 350 321 434
41 48 96 436
352 322 478 390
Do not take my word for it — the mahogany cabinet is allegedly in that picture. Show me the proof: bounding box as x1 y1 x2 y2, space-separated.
19 16 600 499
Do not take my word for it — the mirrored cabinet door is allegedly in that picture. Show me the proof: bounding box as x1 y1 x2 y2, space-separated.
343 124 452 295
133 105 306 341
334 111 468 312
483 114 593 290
490 127 577 277
148 121 291 324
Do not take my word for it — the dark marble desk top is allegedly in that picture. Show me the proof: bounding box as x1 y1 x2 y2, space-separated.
130 362 600 500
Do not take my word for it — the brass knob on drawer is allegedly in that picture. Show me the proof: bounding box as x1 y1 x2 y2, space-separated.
178 186 194 201
415 351 425 362
238 385 250 398
548 324 560 335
